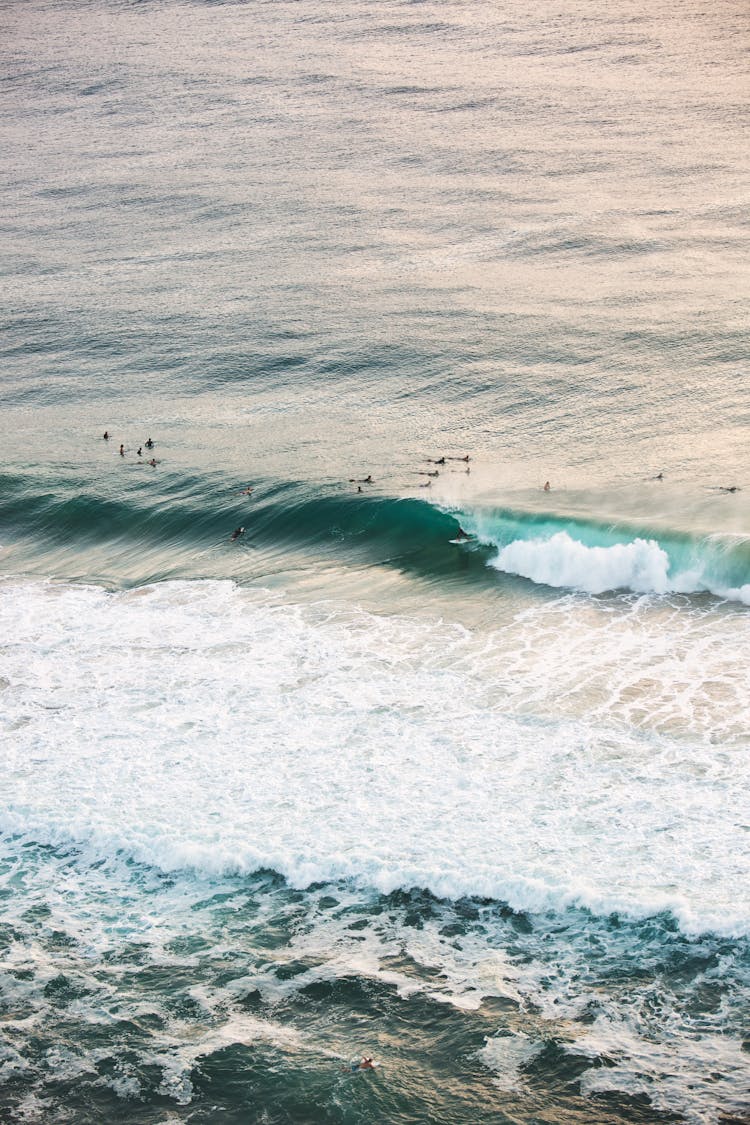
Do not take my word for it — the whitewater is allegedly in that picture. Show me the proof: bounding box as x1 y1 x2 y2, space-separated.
2 0 749 1120
2 576 748 935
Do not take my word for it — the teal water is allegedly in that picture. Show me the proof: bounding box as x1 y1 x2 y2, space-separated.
1 0 749 1121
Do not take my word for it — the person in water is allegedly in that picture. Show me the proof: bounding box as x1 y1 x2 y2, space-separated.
148 458 158 467
455 527 471 541
349 474 373 483
238 486 254 495
103 431 110 440
230 527 245 541
119 444 125 456
427 456 446 465
344 1057 375 1072
145 438 154 449
543 480 550 491
137 447 142 457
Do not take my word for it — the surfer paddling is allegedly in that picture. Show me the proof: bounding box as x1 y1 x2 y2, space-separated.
342 1057 376 1073
230 527 245 541
349 474 373 484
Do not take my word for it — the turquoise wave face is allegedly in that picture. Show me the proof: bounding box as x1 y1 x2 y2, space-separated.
0 469 483 587
2 467 749 600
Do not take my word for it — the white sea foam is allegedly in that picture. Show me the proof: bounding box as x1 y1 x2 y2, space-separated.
487 529 750 602
491 532 673 594
479 1032 544 1093
0 578 749 936
574 1013 750 1125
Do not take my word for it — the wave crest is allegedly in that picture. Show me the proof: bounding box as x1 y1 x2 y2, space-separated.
491 532 674 595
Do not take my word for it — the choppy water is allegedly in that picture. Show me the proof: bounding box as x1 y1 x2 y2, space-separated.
1 0 749 1121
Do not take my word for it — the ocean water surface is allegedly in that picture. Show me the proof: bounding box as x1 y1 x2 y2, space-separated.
1 0 749 1121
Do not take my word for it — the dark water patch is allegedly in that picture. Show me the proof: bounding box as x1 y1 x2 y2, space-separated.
383 84 453 96
507 229 666 261
356 20 456 39
588 1090 683 1124
79 79 126 98
523 1037 612 1087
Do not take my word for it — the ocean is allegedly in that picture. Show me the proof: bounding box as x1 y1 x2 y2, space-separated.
1 0 749 1121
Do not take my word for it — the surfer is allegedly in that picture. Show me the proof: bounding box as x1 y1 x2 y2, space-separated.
455 527 471 541
103 431 110 440
137 447 142 457
448 455 471 462
145 438 154 449
543 480 550 491
427 457 446 465
238 486 254 495
416 470 439 477
718 486 741 493
230 527 245 541
148 458 158 467
349 475 373 483
344 1057 375 1073
119 444 125 456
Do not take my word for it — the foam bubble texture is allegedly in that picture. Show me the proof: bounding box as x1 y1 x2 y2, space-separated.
487 529 750 602
1 578 749 935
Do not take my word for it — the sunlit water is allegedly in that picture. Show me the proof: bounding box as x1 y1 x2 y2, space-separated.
1 0 749 1121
